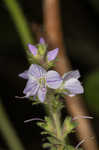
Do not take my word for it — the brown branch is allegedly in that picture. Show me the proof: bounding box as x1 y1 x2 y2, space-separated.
42 0 98 150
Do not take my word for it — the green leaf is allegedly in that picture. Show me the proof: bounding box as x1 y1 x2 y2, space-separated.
43 143 52 148
37 116 56 137
47 136 61 145
84 71 99 114
62 117 77 138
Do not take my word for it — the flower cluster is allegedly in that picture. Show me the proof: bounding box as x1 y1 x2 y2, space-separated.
19 64 83 102
28 37 59 62
19 38 83 102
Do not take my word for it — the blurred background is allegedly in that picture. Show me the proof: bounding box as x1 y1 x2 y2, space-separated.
0 0 99 149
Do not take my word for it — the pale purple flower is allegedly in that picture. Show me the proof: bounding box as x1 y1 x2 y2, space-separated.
61 70 84 96
19 64 62 102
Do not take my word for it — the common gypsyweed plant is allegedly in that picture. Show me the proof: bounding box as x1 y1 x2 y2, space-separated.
18 38 84 150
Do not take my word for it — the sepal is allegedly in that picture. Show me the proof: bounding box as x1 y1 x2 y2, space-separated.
37 44 47 56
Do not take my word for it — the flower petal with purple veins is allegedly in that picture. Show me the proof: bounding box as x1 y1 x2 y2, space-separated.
19 64 65 102
39 37 45 44
28 64 47 78
28 44 38 56
63 70 80 81
37 87 47 102
46 70 62 89
19 70 28 79
63 78 84 95
47 48 59 61
23 79 39 96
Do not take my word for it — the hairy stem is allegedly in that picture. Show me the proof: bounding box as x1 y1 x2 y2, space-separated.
45 94 64 150
52 112 61 139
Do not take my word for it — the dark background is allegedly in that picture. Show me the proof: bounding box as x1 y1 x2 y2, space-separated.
0 0 99 149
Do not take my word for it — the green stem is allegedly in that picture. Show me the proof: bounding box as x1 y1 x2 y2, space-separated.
46 94 64 150
52 112 64 150
0 101 24 150
3 0 34 58
52 112 61 139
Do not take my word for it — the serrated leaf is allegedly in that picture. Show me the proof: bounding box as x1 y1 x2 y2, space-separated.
41 131 48 135
37 116 57 138
47 136 61 145
62 117 77 138
43 143 52 148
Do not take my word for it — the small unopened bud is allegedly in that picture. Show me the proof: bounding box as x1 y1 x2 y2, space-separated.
28 44 38 56
47 48 59 62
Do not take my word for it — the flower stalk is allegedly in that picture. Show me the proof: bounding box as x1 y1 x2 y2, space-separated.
18 38 84 150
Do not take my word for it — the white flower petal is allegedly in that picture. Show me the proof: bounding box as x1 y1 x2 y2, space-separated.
63 70 80 81
64 78 84 95
28 64 46 78
19 70 28 79
69 94 75 97
23 79 39 96
38 87 47 102
46 71 62 89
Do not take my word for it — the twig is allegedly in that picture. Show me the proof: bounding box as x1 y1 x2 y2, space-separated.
42 0 98 149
